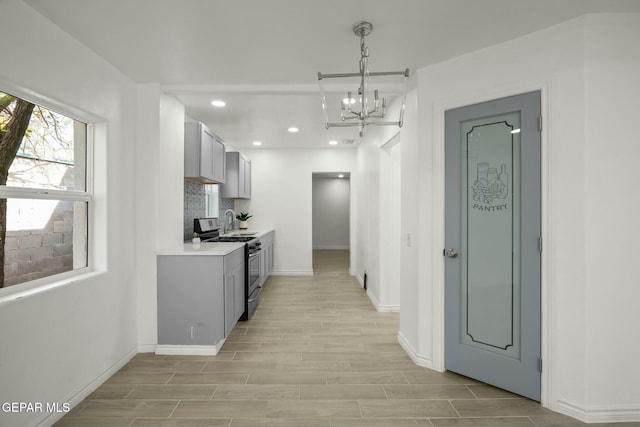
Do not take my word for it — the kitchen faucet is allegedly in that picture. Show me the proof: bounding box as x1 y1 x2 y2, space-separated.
222 209 235 235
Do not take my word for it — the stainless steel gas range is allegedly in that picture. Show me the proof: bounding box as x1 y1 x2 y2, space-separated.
194 218 262 320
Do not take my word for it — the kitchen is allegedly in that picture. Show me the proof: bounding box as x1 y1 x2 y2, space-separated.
156 114 352 355
0 1 639 426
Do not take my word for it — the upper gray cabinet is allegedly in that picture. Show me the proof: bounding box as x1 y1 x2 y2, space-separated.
184 122 226 184
220 151 251 199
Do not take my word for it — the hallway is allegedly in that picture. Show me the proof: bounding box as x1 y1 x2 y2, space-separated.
55 251 613 426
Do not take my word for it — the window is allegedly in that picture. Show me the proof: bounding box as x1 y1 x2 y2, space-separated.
0 91 89 289
205 184 219 218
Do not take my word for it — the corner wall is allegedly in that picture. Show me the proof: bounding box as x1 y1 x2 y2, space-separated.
234 148 355 275
401 13 640 423
583 13 640 417
135 87 185 352
354 96 414 312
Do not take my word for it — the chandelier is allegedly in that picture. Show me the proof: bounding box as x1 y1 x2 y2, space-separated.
318 21 410 137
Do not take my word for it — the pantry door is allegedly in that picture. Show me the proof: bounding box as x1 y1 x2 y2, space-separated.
444 91 541 400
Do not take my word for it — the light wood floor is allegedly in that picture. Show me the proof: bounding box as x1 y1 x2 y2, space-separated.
55 250 616 426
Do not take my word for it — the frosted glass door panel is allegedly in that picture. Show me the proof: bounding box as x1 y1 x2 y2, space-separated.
461 113 520 359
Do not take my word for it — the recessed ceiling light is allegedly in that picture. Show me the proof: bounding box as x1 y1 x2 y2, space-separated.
329 140 338 145
252 141 262 146
288 127 299 133
211 100 226 107
338 174 344 178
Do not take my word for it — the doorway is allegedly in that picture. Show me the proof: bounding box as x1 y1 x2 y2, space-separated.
311 172 351 275
444 91 541 400
379 133 402 309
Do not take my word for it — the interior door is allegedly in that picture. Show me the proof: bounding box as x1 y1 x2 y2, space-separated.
444 91 541 400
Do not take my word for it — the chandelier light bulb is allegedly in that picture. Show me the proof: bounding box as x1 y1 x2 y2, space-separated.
317 20 409 137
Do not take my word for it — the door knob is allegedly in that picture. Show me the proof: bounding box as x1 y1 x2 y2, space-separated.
444 248 458 258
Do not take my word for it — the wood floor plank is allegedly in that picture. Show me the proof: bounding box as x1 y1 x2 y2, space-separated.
56 250 568 425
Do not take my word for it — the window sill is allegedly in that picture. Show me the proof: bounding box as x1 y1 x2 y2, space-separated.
0 268 104 306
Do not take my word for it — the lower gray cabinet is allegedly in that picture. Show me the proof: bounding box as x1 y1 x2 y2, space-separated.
224 262 244 337
157 247 244 348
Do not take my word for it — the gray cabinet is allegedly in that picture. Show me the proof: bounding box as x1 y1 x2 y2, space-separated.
184 122 226 184
220 152 251 199
223 260 244 337
157 247 244 348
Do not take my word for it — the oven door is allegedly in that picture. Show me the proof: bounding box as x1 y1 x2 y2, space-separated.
248 248 262 295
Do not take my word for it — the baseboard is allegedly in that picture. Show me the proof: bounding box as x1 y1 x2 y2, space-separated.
37 346 137 427
137 343 156 353
155 341 225 356
271 269 313 276
377 304 400 313
397 331 434 370
366 289 400 313
556 400 640 423
312 246 350 250
355 273 364 287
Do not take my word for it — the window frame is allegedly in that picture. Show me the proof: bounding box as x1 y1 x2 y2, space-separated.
0 88 95 301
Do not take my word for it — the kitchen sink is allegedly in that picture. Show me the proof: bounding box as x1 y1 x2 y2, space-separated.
206 236 255 243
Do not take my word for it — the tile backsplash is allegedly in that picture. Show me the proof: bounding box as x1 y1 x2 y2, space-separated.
219 198 235 220
183 181 236 240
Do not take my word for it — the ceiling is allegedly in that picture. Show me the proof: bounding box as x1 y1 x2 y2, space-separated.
24 0 640 149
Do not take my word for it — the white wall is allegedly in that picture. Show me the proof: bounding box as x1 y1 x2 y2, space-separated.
583 13 640 413
312 177 350 250
379 135 402 311
135 87 185 352
354 106 410 312
234 149 355 275
0 2 138 426
399 13 640 423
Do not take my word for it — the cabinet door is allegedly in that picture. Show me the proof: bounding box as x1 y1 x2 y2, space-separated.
200 130 215 180
213 138 226 184
223 270 235 337
238 156 246 198
244 160 252 199
224 264 245 337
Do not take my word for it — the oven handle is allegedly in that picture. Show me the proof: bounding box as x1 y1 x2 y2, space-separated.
248 250 262 258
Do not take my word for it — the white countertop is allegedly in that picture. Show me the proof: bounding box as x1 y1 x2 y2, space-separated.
157 228 274 256
157 241 244 256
